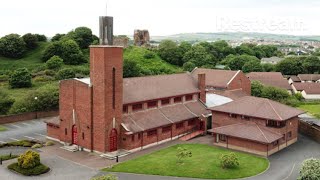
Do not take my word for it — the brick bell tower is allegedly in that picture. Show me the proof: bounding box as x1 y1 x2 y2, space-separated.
90 11 123 152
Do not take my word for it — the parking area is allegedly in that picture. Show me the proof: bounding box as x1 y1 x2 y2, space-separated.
0 118 47 144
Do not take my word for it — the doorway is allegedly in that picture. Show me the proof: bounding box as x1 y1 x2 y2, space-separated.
109 128 118 152
72 125 78 145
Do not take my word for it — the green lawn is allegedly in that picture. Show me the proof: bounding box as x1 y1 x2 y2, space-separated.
0 125 7 131
298 103 320 119
103 144 269 179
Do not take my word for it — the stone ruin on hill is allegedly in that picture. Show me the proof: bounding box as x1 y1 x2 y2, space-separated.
134 30 150 46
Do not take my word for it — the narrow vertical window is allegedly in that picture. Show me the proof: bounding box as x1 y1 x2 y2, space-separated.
112 68 116 109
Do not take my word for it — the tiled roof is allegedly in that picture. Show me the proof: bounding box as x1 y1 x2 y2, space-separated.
289 76 301 82
75 73 200 104
121 100 210 133
208 89 249 100
208 122 283 144
191 68 239 88
292 83 320 94
297 74 320 82
247 72 292 90
209 96 304 121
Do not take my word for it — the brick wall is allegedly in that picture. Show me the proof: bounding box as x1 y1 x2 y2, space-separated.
227 71 251 95
299 120 320 143
0 110 58 125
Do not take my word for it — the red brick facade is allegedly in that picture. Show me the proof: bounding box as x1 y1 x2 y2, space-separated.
226 71 251 95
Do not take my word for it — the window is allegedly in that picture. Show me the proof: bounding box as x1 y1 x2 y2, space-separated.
162 126 171 133
282 134 285 140
161 98 170 105
138 133 141 140
185 94 193 101
266 120 286 128
229 114 237 118
273 140 278 146
188 119 196 126
147 129 157 137
131 134 135 141
112 68 116 109
132 104 143 111
147 101 157 108
219 134 226 142
82 132 85 140
174 97 182 103
287 131 292 138
65 128 67 135
123 106 128 113
241 115 250 120
176 122 184 129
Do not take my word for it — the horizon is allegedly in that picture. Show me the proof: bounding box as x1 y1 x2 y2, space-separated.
0 0 319 37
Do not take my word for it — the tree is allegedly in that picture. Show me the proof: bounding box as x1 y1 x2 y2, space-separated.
178 41 192 54
235 44 255 56
242 59 263 73
262 63 275 72
220 153 240 169
183 44 217 67
17 150 40 169
22 33 38 49
302 56 320 74
55 68 76 80
46 55 64 70
123 59 141 78
51 33 66 42
183 61 196 72
276 57 304 75
0 34 26 58
42 41 63 61
251 81 264 97
221 54 258 70
211 40 235 60
0 91 14 115
35 34 47 42
261 86 290 102
158 40 183 66
67 27 94 49
298 158 320 180
176 147 192 164
9 68 32 88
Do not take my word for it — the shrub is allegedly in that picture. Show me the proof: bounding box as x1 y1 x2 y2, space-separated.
45 141 55 146
7 140 35 147
46 55 64 70
56 68 76 80
176 147 192 164
9 68 32 88
0 154 19 161
0 34 26 58
183 61 196 72
143 51 155 59
68 27 94 49
35 34 47 42
261 86 290 102
51 33 66 42
91 174 118 180
298 158 320 180
17 150 40 169
220 153 240 169
0 91 15 115
31 144 43 149
22 33 38 49
0 74 9 82
7 162 49 176
123 59 141 78
42 41 63 61
34 75 55 82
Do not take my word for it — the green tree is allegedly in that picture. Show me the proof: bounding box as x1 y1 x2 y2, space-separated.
158 40 183 66
55 68 76 80
176 147 192 164
183 61 196 72
0 34 26 58
261 86 290 102
17 150 40 169
51 33 66 42
242 59 263 73
22 33 38 49
46 55 64 70
42 41 63 61
0 91 15 115
178 41 192 55
123 59 141 78
276 57 304 75
183 44 216 67
67 27 94 49
222 54 258 70
220 153 240 169
212 40 235 60
235 44 255 56
298 158 320 180
35 34 47 42
302 56 320 74
251 81 264 97
262 63 275 72
9 68 32 88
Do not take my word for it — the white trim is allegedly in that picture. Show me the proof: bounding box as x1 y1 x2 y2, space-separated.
227 70 240 85
190 67 198 74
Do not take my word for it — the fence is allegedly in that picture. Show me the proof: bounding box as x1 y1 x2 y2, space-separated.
299 120 320 143
0 110 58 124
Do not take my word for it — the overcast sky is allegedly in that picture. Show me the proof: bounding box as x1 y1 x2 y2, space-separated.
0 0 319 37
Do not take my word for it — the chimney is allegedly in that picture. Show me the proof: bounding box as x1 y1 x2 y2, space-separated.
198 73 206 103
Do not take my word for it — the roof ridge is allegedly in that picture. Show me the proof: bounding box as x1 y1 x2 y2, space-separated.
227 70 240 85
267 99 283 120
213 123 244 130
183 103 198 117
128 114 144 131
256 123 270 143
158 108 174 123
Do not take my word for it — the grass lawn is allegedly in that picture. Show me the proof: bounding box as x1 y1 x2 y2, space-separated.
0 154 19 161
298 103 320 119
103 144 269 179
0 125 7 131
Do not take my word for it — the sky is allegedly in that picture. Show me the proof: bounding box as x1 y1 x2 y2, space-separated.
0 0 319 37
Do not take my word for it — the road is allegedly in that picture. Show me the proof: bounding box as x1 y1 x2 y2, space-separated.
0 118 47 144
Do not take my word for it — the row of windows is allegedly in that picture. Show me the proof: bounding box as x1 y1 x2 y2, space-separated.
123 94 195 113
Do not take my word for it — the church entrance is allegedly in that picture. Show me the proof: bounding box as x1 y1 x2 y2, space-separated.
72 125 78 145
109 128 118 152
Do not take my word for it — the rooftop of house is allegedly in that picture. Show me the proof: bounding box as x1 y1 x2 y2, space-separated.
289 76 301 82
122 100 211 133
75 72 200 104
207 89 249 100
246 72 292 90
208 122 283 144
292 82 320 94
209 96 304 121
261 57 283 63
191 68 240 89
297 74 320 82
